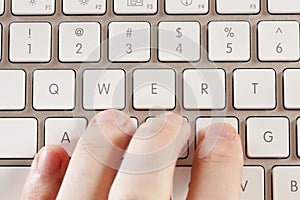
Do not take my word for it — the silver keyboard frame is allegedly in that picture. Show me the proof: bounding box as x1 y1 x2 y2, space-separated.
1 1 300 199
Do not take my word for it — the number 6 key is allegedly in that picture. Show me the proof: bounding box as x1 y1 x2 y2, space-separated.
258 21 300 61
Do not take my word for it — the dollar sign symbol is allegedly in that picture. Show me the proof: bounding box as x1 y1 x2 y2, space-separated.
176 27 182 38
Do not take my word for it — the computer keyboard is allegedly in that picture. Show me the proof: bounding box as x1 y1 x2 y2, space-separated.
0 0 300 199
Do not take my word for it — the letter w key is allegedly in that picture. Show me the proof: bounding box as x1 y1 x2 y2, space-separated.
83 70 126 110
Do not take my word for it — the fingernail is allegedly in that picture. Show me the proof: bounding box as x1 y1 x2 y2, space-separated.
158 112 184 123
198 123 237 158
37 149 62 174
96 110 134 134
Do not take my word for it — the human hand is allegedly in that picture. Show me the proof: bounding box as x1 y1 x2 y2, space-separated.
21 110 243 200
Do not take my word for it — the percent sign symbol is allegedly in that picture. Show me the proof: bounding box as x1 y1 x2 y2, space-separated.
224 27 235 38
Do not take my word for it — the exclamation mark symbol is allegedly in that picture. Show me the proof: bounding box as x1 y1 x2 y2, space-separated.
28 28 32 55
28 28 31 38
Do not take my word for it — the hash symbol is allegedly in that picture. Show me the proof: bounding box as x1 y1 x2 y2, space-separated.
126 28 133 38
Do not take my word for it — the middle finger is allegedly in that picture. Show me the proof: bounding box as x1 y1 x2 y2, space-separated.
109 112 191 200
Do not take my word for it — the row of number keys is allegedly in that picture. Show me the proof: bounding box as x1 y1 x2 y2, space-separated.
112 20 299 62
7 21 300 62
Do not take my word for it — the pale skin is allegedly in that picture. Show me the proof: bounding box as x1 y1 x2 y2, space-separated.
22 110 243 200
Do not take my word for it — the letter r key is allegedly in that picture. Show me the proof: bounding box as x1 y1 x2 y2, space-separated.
183 69 225 109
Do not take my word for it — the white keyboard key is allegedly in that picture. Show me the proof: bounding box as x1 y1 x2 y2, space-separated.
208 21 250 61
273 166 300 199
258 21 300 61
63 0 106 15
131 117 139 129
108 22 150 62
59 22 101 62
0 70 26 110
133 69 176 109
233 69 276 109
183 69 225 109
216 0 260 14
268 0 300 14
196 117 239 143
246 117 289 158
284 69 300 109
297 119 300 157
33 70 75 110
241 166 265 200
158 22 201 62
83 69 125 110
165 0 208 14
0 24 2 60
173 166 263 200
0 118 37 158
45 118 87 156
0 0 4 15
114 0 157 14
173 167 191 200
0 167 30 200
9 22 51 62
12 0 55 15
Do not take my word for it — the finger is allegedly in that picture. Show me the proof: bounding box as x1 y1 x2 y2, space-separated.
109 112 191 200
56 110 135 200
187 123 243 200
22 146 69 200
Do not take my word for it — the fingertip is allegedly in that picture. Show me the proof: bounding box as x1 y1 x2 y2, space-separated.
197 123 241 159
42 145 70 161
81 110 136 151
37 146 69 174
31 145 69 176
158 112 192 142
198 123 238 143
159 112 186 124
187 123 243 200
78 110 135 160
22 145 69 200
92 109 136 136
